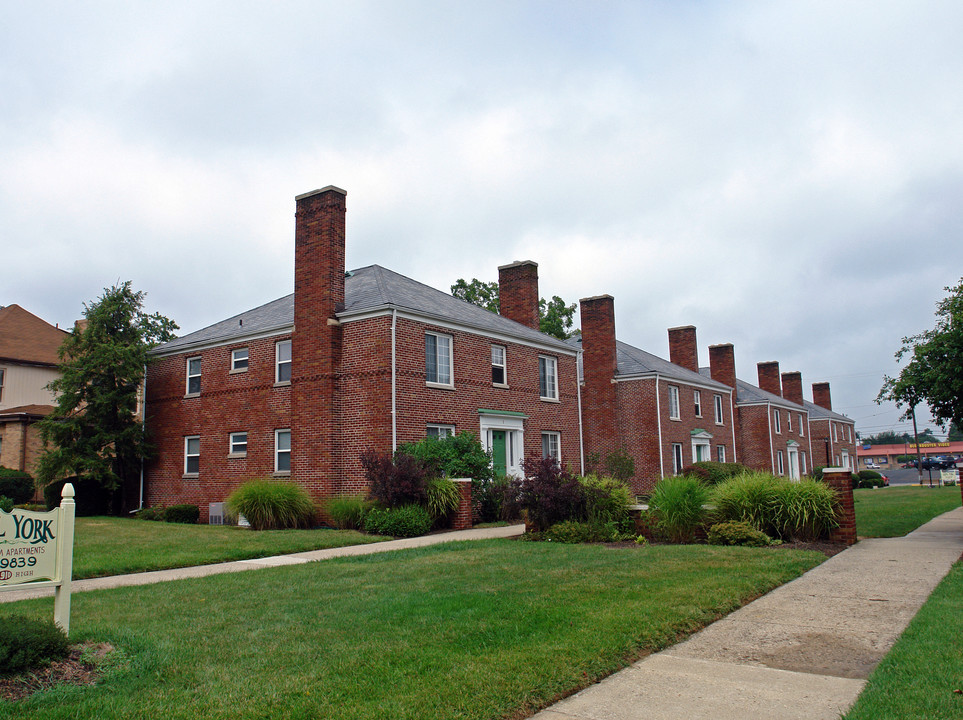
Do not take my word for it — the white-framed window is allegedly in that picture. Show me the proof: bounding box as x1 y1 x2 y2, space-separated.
0 368 5 402
276 340 292 384
539 356 558 400
229 432 248 456
776 450 785 476
714 394 724 425
799 413 805 437
275 429 291 473
846 425 851 443
426 332 453 386
231 348 249 373
491 345 507 386
835 454 841 467
774 409 781 434
186 357 201 395
184 436 200 475
671 443 684 475
541 431 560 460
801 451 807 475
668 386 680 420
693 390 702 417
426 424 455 440
717 445 726 463
788 412 793 433
692 440 710 463
832 422 838 442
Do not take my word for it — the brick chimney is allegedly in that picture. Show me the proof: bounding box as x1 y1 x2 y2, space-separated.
668 325 699 373
781 371 804 406
813 382 832 411
292 185 347 496
757 361 782 397
498 260 539 330
709 343 737 401
580 295 619 464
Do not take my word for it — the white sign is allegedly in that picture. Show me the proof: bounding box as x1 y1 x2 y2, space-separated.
0 484 76 633
941 470 958 486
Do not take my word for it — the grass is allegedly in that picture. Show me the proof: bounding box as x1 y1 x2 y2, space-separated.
70 517 388 579
843 561 963 719
854 485 960 537
1 540 825 719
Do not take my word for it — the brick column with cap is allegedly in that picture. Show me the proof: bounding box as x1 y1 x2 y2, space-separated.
453 479 473 530
823 468 857 545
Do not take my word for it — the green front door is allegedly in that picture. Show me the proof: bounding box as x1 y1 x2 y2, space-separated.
491 430 507 477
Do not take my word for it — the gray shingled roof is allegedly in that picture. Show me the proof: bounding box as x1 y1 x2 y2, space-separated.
567 337 731 389
803 399 853 423
153 264 574 356
734 378 806 411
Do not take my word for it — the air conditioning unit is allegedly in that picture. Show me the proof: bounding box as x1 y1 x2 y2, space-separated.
209 502 226 525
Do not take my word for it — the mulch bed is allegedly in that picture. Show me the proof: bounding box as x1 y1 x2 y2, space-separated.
0 642 113 702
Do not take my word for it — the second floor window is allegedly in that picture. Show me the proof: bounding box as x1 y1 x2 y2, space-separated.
184 436 200 474
539 356 558 400
491 345 506 385
693 390 702 417
774 409 781 434
276 340 292 384
426 332 452 385
714 394 724 424
186 358 201 395
231 348 249 372
668 386 680 420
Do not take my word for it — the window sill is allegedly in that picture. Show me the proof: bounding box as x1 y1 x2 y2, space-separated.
426 381 455 391
273 471 291 477
668 416 681 422
274 381 291 388
182 473 199 479
228 452 247 459
229 368 248 375
539 396 560 403
492 383 509 389
184 393 200 399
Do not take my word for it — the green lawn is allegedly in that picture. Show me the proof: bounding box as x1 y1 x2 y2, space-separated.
71 517 389 579
854 485 960 537
2 541 825 719
843 560 963 719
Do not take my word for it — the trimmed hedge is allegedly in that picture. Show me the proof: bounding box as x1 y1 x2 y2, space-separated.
707 521 773 547
0 467 35 504
363 504 432 538
0 615 70 676
681 461 748 485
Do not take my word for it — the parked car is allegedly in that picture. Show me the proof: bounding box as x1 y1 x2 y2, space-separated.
865 461 880 469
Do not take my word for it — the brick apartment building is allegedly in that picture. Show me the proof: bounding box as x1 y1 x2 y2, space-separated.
144 186 583 518
576 296 737 495
805 381 857 470
0 304 68 476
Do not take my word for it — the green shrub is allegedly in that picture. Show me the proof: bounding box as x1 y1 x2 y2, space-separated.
771 479 839 541
649 475 710 543
425 476 460 523
857 477 887 489
397 432 493 482
136 506 164 521
858 470 882 480
0 467 35 504
586 445 636 482
325 494 373 530
363 504 432 538
472 475 520 523
810 466 825 481
681 461 748 485
710 472 780 534
707 521 773 547
226 480 316 531
163 504 200 524
542 520 606 544
0 615 70 676
580 474 634 527
43 476 113 516
0 496 12 513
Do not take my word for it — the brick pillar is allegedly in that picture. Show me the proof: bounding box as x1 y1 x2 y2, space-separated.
580 295 619 468
813 382 833 411
709 344 737 400
823 468 857 545
781 371 804 406
668 325 699 373
959 467 962 505
757 361 781 397
292 186 347 502
498 260 539 330
453 479 473 530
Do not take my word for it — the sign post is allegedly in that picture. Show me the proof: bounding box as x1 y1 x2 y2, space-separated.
0 483 76 634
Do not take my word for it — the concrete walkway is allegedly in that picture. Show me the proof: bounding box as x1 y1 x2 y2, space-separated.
0 523 525 603
531 506 963 720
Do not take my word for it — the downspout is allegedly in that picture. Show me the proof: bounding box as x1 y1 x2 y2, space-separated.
577 349 585 475
391 309 397 452
655 375 664 478
729 391 737 463
133 364 147 513
806 414 814 472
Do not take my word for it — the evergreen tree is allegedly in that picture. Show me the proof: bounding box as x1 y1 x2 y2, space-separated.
37 282 177 512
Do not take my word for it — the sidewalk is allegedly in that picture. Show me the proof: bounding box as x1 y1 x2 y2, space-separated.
531 506 963 720
0 523 525 603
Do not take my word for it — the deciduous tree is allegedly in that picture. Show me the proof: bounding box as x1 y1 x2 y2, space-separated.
451 278 578 340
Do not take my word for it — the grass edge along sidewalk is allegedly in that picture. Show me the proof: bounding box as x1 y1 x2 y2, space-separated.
0 541 825 719
853 485 961 538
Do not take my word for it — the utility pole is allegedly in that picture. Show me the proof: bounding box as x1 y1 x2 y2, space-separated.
912 405 924 485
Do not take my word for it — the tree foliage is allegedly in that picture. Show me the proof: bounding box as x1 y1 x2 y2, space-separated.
451 278 578 339
37 282 177 511
860 429 939 446
878 278 963 432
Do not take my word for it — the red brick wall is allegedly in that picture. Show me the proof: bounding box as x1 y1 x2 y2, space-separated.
757 362 782 397
667 326 699 373
737 403 811 475
498 261 539 330
580 296 619 466
781 371 804 406
813 382 832 410
810 418 857 470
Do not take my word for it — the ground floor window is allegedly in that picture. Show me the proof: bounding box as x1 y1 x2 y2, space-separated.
275 429 291 473
184 436 200 475
426 424 455 440
716 445 726 463
776 450 785 476
671 443 684 475
229 432 248 456
541 432 560 460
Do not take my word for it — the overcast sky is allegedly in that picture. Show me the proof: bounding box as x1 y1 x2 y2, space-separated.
3 1 961 440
